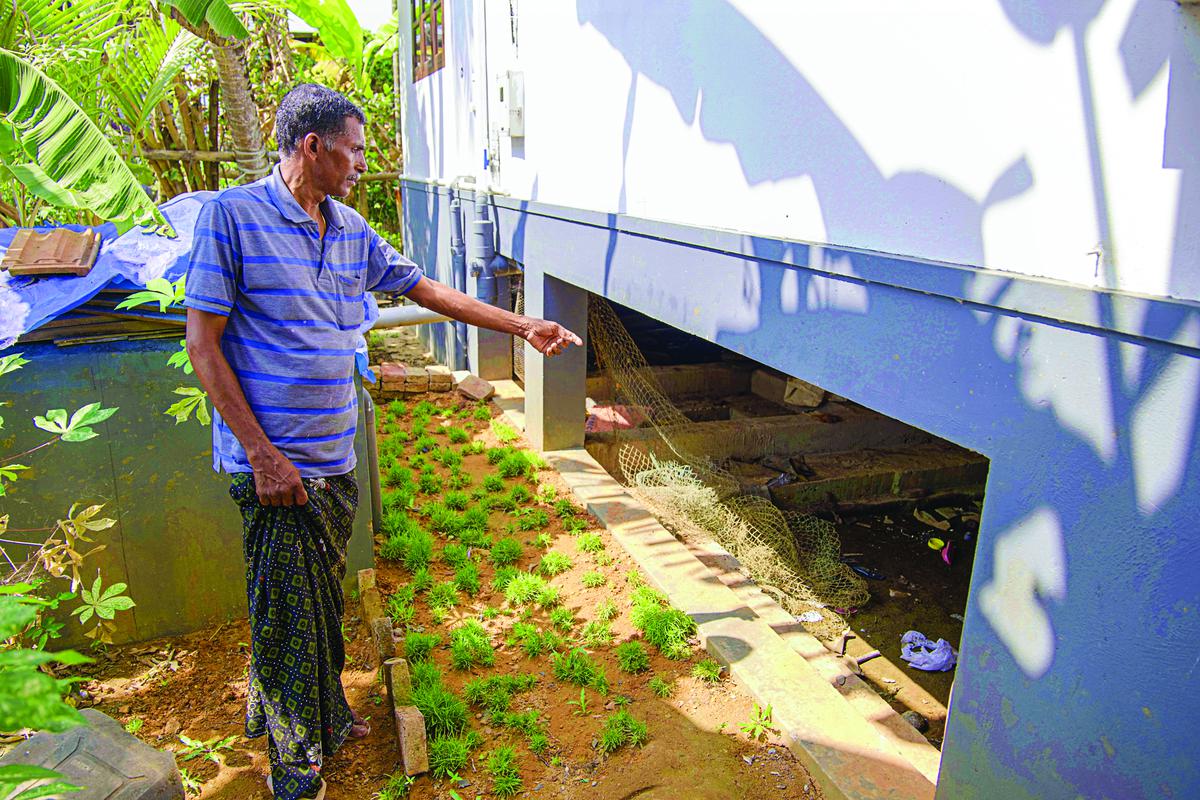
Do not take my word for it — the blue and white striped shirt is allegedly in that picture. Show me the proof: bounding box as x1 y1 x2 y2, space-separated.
184 167 423 477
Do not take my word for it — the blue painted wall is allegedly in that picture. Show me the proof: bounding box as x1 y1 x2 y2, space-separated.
404 179 1200 799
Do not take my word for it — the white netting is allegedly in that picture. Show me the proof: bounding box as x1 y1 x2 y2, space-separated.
589 298 867 638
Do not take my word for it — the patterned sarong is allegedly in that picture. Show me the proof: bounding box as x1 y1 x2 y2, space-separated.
230 473 359 800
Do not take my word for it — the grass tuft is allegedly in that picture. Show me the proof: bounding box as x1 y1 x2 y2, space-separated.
615 641 651 674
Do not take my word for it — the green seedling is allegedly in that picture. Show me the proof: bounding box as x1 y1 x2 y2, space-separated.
491 419 520 444
418 472 444 494
509 484 532 504
492 566 520 592
534 532 553 549
447 426 469 444
179 767 202 796
387 595 416 627
625 569 646 587
449 619 495 670
580 620 613 648
490 537 523 567
404 632 440 663
454 561 481 596
615 641 650 674
411 566 434 593
487 745 523 797
538 551 572 576
549 607 576 633
429 581 459 610
428 734 474 778
444 490 470 510
563 516 588 534
551 648 609 694
576 532 604 554
177 734 237 764
597 709 649 753
580 571 606 588
567 688 590 717
692 658 723 683
648 676 673 698
503 572 548 605
124 717 144 735
447 471 472 489
463 673 538 716
553 498 576 518
739 703 774 741
632 588 696 660
483 474 505 493
595 598 619 622
412 682 469 738
441 542 471 569
516 508 550 531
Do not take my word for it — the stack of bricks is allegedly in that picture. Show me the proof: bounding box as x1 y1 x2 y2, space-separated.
369 362 452 401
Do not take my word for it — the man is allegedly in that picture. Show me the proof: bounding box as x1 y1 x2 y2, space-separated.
184 84 580 800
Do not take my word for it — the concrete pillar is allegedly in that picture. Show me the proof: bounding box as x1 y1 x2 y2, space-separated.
523 271 588 452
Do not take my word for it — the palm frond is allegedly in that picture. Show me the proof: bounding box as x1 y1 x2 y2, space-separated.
0 48 167 232
104 17 202 134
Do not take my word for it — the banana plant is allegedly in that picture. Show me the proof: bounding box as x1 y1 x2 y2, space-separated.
0 49 168 232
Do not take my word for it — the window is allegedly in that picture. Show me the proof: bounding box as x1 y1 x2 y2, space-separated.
412 0 445 80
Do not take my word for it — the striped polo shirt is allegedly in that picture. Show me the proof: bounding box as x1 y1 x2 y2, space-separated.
184 167 423 477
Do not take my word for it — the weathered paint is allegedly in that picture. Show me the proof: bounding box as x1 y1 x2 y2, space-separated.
403 179 1200 799
0 339 374 646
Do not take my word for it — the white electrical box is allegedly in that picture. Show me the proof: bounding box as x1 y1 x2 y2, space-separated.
507 71 525 137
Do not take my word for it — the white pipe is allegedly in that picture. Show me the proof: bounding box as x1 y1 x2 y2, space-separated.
372 305 451 328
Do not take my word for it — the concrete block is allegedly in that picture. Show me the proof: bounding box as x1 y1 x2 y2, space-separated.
394 705 429 776
751 368 827 409
384 657 413 708
371 617 395 663
0 709 183 799
360 586 383 627
451 369 472 387
426 364 453 391
380 363 405 391
457 374 495 401
357 568 376 593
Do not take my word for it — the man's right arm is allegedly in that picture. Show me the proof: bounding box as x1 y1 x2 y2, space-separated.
186 309 308 507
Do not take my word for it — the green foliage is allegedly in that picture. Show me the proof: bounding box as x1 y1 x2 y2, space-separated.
567 688 590 716
388 400 409 417
576 532 605 554
473 404 492 421
497 450 542 479
412 683 468 739
580 571 607 589
534 532 553 549
579 620 613 648
549 607 576 633
597 709 649 753
0 594 90 737
441 543 470 570
443 491 469 511
691 658 723 683
446 426 469 444
71 575 135 644
418 472 443 495
402 529 435 573
508 484 532 504
516 508 550 532
453 561 480 597
631 589 695 660
595 598 619 622
536 483 557 502
428 734 474 779
446 470 471 490
375 771 414 799
491 566 520 593
536 583 560 609
551 648 609 694
177 733 237 764
483 474 505 493
449 620 494 670
503 572 549 606
490 537 523 568
414 400 439 417
739 703 774 740
387 595 415 628
403 632 440 663
432 447 463 469
384 465 413 489
625 569 646 588
411 567 434 594
563 516 588 534
410 660 442 691
426 504 462 536
648 676 673 698
0 50 168 231
428 581 459 610
486 746 522 798
538 551 572 577
506 622 561 658
553 499 577 518
463 673 538 716
615 641 651 674
490 418 520 444
486 447 509 465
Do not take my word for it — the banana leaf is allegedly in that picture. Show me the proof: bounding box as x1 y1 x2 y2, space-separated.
160 0 249 40
0 49 167 233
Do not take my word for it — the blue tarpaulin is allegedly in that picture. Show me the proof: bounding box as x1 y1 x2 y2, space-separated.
0 192 379 378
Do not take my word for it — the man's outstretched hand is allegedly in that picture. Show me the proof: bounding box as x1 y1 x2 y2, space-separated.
522 318 583 357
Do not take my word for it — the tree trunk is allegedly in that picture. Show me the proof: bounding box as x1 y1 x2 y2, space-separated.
210 37 270 181
265 12 294 85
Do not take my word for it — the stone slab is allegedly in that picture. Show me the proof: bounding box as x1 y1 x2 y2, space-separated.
427 364 453 390
545 447 936 800
384 657 413 708
380 363 405 391
394 705 429 776
371 617 396 663
0 709 183 799
360 586 383 628
457 374 495 401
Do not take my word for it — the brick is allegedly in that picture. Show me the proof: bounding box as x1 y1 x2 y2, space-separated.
394 705 429 775
380 362 405 391
371 617 395 663
457 374 495 402
427 364 453 391
0 709 183 799
360 586 383 627
384 657 413 708
403 365 429 393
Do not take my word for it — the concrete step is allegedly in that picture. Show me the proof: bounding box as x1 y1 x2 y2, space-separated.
769 441 988 512
547 447 938 800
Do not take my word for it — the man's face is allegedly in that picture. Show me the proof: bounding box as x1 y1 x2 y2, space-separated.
316 117 367 197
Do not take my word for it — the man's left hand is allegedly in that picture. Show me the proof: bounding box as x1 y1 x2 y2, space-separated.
523 318 583 357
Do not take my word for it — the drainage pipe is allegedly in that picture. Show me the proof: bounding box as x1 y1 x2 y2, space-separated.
448 182 470 368
372 305 451 328
469 199 510 306
360 384 383 535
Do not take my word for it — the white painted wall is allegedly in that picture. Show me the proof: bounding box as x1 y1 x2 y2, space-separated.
402 0 1200 302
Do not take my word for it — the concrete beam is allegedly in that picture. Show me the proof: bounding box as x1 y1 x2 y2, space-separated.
771 442 988 511
523 273 588 451
586 361 754 401
585 401 933 478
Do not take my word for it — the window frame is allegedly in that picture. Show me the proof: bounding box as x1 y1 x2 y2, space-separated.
411 0 445 81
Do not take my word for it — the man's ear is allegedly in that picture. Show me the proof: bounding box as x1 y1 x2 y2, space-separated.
303 133 322 158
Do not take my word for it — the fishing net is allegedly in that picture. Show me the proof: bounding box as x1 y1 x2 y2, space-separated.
588 298 868 639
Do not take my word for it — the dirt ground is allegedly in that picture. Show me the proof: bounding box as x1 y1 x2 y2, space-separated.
75 393 821 800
